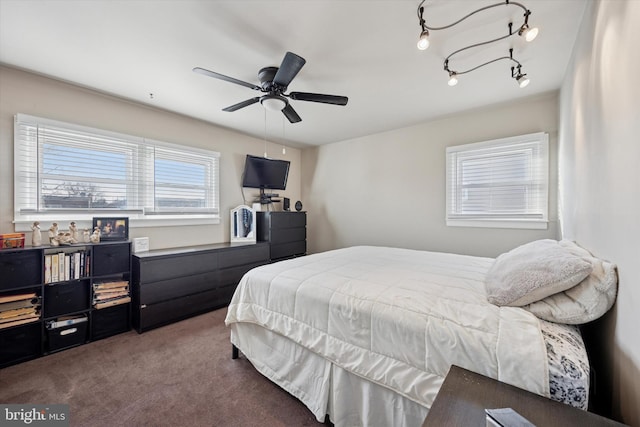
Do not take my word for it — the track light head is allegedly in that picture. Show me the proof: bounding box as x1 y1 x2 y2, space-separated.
447 71 458 86
519 24 539 42
516 73 530 88
417 30 430 50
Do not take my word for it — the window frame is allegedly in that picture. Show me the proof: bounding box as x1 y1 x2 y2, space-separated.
13 114 220 231
445 132 549 229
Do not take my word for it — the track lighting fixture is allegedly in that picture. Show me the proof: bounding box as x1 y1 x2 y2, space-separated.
513 65 530 88
417 0 538 87
447 71 458 86
417 30 430 50
519 23 539 42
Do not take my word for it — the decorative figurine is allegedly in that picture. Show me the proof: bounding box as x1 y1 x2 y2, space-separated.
69 221 79 242
48 223 58 244
31 221 42 246
82 228 91 243
90 227 101 243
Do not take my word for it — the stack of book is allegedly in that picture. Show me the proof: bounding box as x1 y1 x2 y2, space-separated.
0 293 41 329
44 250 91 284
93 281 130 309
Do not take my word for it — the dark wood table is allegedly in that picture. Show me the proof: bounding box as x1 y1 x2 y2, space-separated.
423 365 626 427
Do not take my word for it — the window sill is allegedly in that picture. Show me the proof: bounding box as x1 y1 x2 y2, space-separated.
446 218 548 230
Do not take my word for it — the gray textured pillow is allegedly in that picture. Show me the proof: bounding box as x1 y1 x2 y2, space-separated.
524 240 618 324
485 239 593 306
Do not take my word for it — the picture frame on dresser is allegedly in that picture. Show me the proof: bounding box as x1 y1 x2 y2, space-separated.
93 217 129 241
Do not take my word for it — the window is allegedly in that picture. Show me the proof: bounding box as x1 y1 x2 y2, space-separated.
446 132 548 229
14 114 220 227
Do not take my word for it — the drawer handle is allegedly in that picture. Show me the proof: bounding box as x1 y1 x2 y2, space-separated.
60 328 77 336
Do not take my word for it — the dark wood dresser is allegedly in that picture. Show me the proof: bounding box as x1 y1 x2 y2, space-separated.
257 211 306 262
131 242 269 333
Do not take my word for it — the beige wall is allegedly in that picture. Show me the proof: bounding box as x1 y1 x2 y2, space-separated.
302 92 560 258
0 65 301 250
558 0 640 424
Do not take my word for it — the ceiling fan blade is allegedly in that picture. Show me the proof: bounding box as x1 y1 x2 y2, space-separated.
193 67 261 91
222 97 260 112
289 92 348 106
273 52 306 88
282 104 302 123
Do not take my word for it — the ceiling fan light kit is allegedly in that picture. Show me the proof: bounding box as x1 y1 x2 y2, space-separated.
260 95 287 111
416 0 538 88
194 52 348 123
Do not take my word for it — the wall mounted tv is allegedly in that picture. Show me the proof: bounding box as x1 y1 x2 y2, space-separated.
242 154 290 190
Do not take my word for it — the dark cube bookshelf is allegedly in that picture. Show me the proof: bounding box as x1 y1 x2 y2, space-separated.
0 241 131 368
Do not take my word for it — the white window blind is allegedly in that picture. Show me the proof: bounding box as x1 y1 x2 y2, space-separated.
446 132 549 229
14 114 220 224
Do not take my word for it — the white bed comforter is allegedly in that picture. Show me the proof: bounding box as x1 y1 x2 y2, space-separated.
225 246 549 409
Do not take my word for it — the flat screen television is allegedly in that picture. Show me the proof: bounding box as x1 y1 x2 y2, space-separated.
242 155 290 190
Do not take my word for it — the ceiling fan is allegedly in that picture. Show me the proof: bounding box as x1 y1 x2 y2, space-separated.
193 51 348 123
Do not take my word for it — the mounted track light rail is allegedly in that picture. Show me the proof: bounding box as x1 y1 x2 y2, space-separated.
417 0 538 87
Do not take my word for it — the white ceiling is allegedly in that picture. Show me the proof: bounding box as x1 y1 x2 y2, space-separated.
0 0 586 148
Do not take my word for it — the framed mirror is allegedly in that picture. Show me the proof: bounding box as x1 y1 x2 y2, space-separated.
230 205 256 243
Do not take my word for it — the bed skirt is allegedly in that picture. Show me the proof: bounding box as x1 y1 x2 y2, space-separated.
230 322 429 427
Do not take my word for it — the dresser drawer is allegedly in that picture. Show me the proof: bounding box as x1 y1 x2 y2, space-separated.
269 212 306 229
218 243 269 269
138 271 218 305
136 288 227 332
136 251 218 283
271 241 306 260
219 261 266 288
269 227 306 244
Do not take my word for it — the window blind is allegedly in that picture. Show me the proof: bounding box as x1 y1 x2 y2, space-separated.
14 114 220 222
446 132 549 228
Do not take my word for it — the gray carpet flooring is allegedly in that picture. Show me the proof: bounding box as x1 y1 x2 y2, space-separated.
0 308 323 426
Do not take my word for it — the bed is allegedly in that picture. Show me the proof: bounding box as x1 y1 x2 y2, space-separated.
225 241 617 426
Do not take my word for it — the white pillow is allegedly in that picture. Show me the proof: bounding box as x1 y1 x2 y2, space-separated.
485 239 593 306
524 240 618 324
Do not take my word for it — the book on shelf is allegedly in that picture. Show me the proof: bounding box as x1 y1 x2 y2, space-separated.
64 254 70 281
74 252 81 279
0 293 37 304
0 296 40 312
0 315 40 329
58 251 65 281
0 307 38 320
51 253 59 282
44 254 52 284
93 281 129 290
94 296 131 310
93 287 129 295
94 291 129 301
0 309 39 323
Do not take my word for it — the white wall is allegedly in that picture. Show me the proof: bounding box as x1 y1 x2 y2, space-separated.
0 65 301 250
302 92 560 258
558 0 640 424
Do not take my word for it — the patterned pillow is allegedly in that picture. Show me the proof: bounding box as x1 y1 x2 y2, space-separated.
485 239 593 306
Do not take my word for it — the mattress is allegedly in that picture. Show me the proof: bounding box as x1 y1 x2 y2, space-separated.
225 246 590 424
